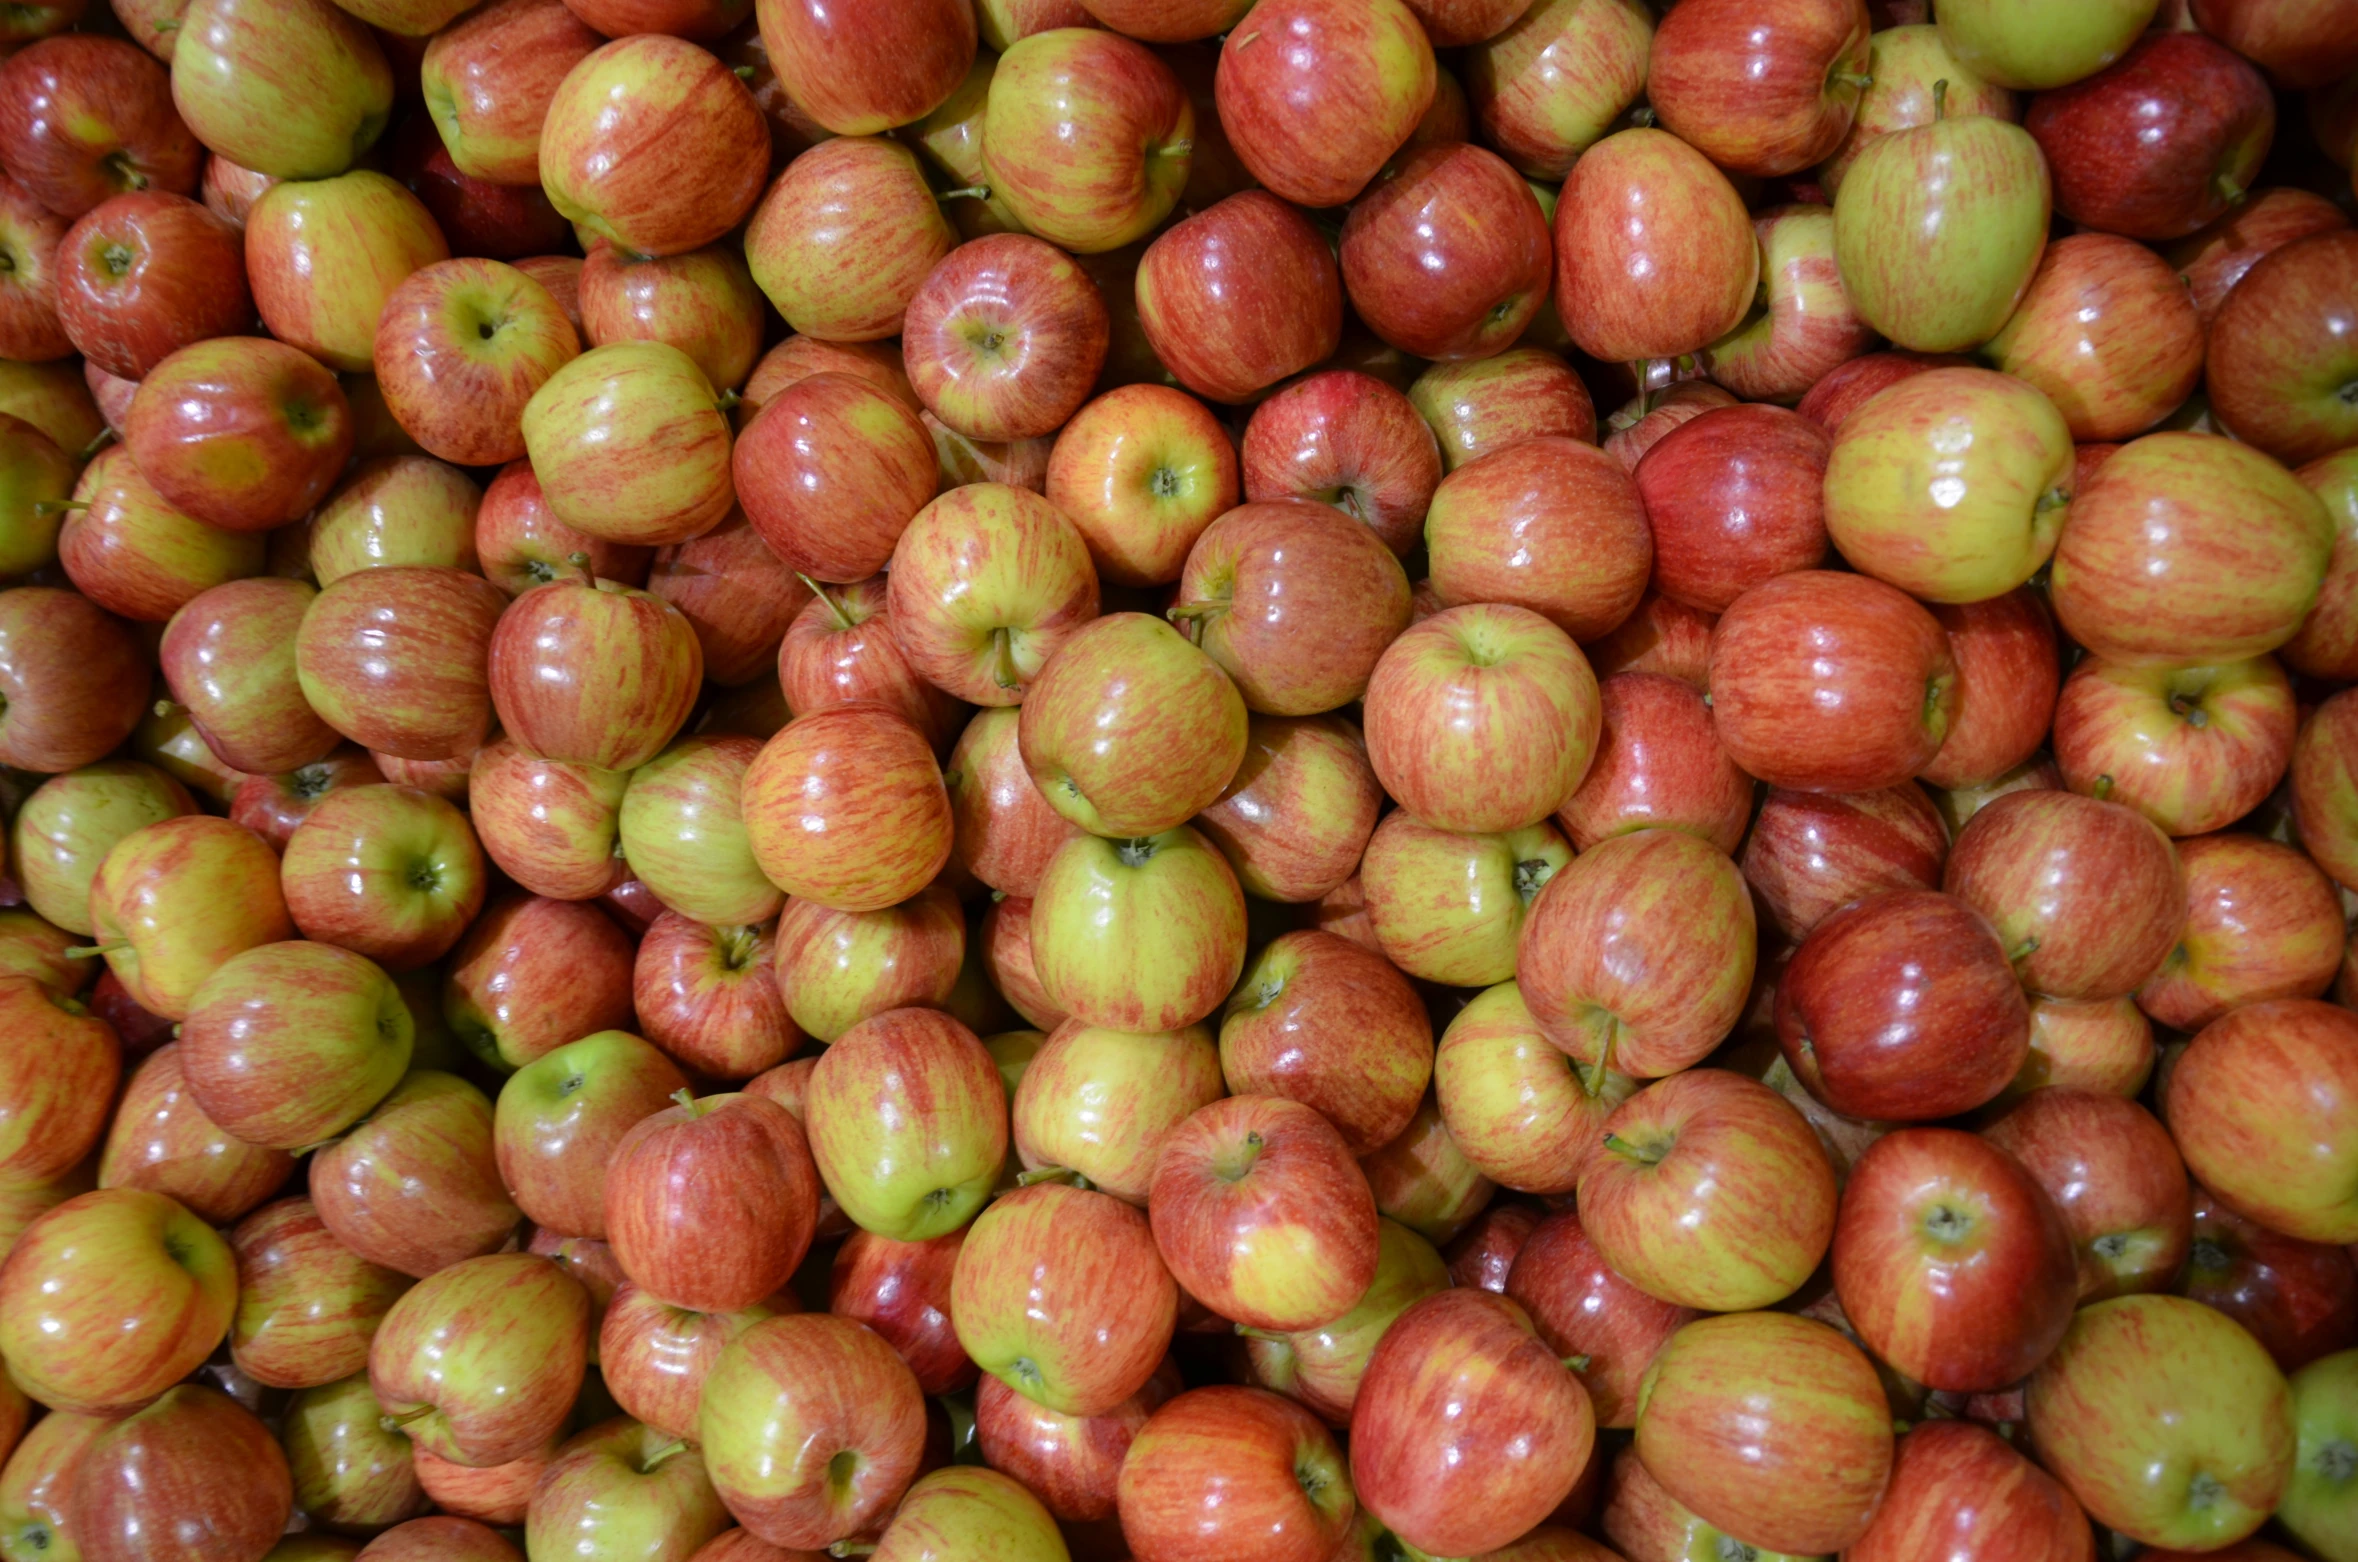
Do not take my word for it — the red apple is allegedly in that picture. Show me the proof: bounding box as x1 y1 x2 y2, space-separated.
743 136 955 345
0 35 198 218
1985 232 2205 442
829 1228 971 1396
803 1006 1008 1242
884 481 1099 706
1984 1087 2192 1301
123 336 352 530
2179 1188 2358 1374
0 977 116 1187
0 173 70 363
1134 191 1343 405
741 704 953 913
99 1042 296 1224
756 0 973 136
418 0 601 184
1118 1385 1356 1562
981 27 1191 253
1700 203 1879 403
1196 713 1384 905
311 1069 518 1277
1047 382 1239 586
904 234 1108 443
1633 403 1830 614
633 912 804 1080
2210 230 2358 467
487 570 703 771
2166 186 2349 327
1432 979 1637 1198
1847 1420 2096 1562
0 586 149 773
465 739 629 902
1555 671 1753 854
600 1283 789 1444
228 1196 413 1391
440 892 636 1069
1408 347 1597 479
370 1251 590 1468
580 241 763 393
974 1360 1178 1524
56 192 250 381
1646 0 1871 177
943 705 1081 900
70 1385 291 1561
538 35 767 257
2136 833 2341 1033
1220 930 1430 1157
1921 588 2059 789
280 783 486 973
1553 127 1757 364
1214 0 1434 208
1505 1208 1694 1430
2168 999 2358 1246
1241 370 1438 559
1341 141 1552 361
374 258 580 468
606 1090 819 1314
520 340 736 548
1425 435 1651 642
734 371 936 585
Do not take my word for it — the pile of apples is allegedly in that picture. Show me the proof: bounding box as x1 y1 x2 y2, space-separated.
3 0 2358 1557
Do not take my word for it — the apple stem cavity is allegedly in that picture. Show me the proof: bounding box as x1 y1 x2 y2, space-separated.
670 1087 704 1118
798 573 856 632
1601 1132 1667 1167
1213 1130 1266 1183
639 1439 691 1473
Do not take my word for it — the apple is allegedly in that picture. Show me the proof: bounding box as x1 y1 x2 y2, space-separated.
417 0 601 184
1011 1019 1221 1201
1175 501 1412 716
981 895 1068 1031
1029 826 1246 1035
942 706 1080 900
0 409 75 578
1133 191 1344 405
0 977 115 1190
1935 0 2156 90
244 171 449 378
158 576 343 777
0 1187 235 1413
1982 1087 2192 1302
520 341 735 548
1240 373 1437 563
0 174 70 364
1220 930 1429 1157
294 563 508 764
1700 205 1877 406
1433 980 1637 1196
1044 383 1236 588
524 1417 728 1562
2010 993 2156 1100
55 191 250 382
99 1042 297 1224
743 136 955 345
975 1360 1178 1524
55 445 271 624
2026 33 2276 241
1115 1385 1355 1562
174 939 411 1153
487 570 703 773
1360 810 1570 987
982 28 1189 254
579 241 763 393
71 1385 292 1560
741 705 953 913
2210 231 2358 468
1647 0 1871 178
600 1283 788 1444
885 481 1100 706
10 761 195 937
1340 141 1552 362
1600 1448 1821 1562
1424 438 1649 647
1820 23 2016 195
2051 653 2295 836
280 1370 431 1536
1557 672 1753 854
735 371 937 585
1577 1069 1838 1313
1464 0 1650 180
0 34 196 218
370 1251 589 1468
168 0 392 179
306 457 485 587
771 578 951 747
904 234 1108 443
374 259 579 469
1196 713 1384 906
2027 1293 2295 1550
1358 1092 1497 1247
757 0 973 136
2136 833 2342 1034
1633 403 1830 614
492 1028 685 1241
357 1517 522 1560
122 335 352 530
441 891 636 1070
606 1090 819 1315
823 1228 970 1398
85 813 292 1021
1554 128 1755 364
633 913 803 1081
1247 1216 1448 1428
1504 1210 1694 1429
0 1407 111 1562
1408 351 1595 486
1707 569 1958 793
465 739 629 902
2168 186 2350 328
2181 1188 2358 1375
228 1196 413 1391
743 334 920 418
615 737 779 927
696 1311 928 1550
1921 589 2058 789
0 586 149 773
1985 233 2206 442
2280 1348 2358 1561
2286 450 2358 681
2167 999 2358 1246
870 1467 1065 1562
311 1069 519 1278
1848 1419 2095 1562
805 1006 1007 1242
772 885 963 1045
409 1443 553 1531
280 783 486 973
1214 0 1434 208
539 35 766 257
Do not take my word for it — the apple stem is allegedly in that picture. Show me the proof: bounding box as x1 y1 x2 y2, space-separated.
152 699 173 718
798 573 855 632
639 1439 691 1473
1014 1165 1082 1189
935 185 993 205
1835 72 1874 91
564 550 596 587
670 1087 704 1118
31 499 87 516
714 389 740 415
1932 78 1949 121
1629 105 1656 129
1562 1354 1591 1374
74 429 115 462
731 63 755 79
1601 1132 1664 1167
827 1545 878 1559
990 628 1022 692
61 943 124 959
380 1406 435 1433
2213 172 2246 206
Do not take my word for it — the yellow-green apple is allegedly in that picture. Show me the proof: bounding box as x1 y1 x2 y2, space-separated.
374 260 579 468
771 885 962 1044
487 572 703 772
1248 1218 1446 1425
466 739 629 902
1433 980 1636 1196
245 172 447 376
1357 1093 1495 1247
1465 0 1649 179
1935 0 2153 90
1019 612 1245 835
872 1466 1064 1562
55 192 249 380
2210 231 2358 466
734 372 936 584
442 892 636 1068
0 409 73 579
1117 1385 1355 1562
2136 833 2341 1032
520 341 735 548
741 704 953 912
1832 1126 2077 1390
779 577 964 750
281 1370 431 1535
1647 0 1870 177
100 1042 296 1223
1425 437 1648 641
0 354 101 453
1176 501 1412 716
492 1029 684 1241
2010 994 2155 1100
2027 1293 2294 1550
1847 1419 2095 1562
757 0 972 135
615 736 775 924
1197 713 1383 905
1708 569 1958 792
2171 186 2350 329
307 457 484 586
158 577 337 777
981 28 1189 253
1363 602 1600 834
86 814 291 1020
951 1179 1174 1414
743 136 955 343
54 446 267 624
649 508 814 687
2027 34 2274 241
2287 450 2358 681
294 565 506 762
1010 1018 1222 1201
1242 371 1438 559
538 35 765 257
904 234 1107 442
2181 1187 2357 1374
884 481 1099 705
1823 367 2073 604
310 1069 518 1278
1504 1210 1694 1429
1215 0 1433 208
1578 1069 1836 1312
1922 588 2058 789
697 1311 927 1549
2052 433 2332 666
1554 128 1755 363
1556 672 1753 853
805 1006 1006 1240
0 1187 233 1412
123 336 352 529
1632 403 1829 614
10 761 194 936
1134 191 1343 404
228 1196 411 1390
601 1283 788 1442
1349 1288 1590 1556
1833 90 2049 352
168 0 390 178
944 705 1082 899
2281 1348 2358 1560
1359 809 1570 987
71 1384 291 1559
418 0 600 185
976 1360 1178 1523
0 976 117 1185
1944 788 2185 1000
2052 653 2294 836
1149 1094 1378 1331
829 1229 969 1395
0 174 68 363
281 784 486 972
1046 384 1236 587
0 36 195 217
580 243 763 392
1603 381 1740 470
370 1251 588 1467
1983 1087 2192 1301
0 586 147 773
1634 1311 1890 1554
1701 205 1878 404
2167 999 2358 1245
1220 930 1429 1157
1985 233 2205 442
633 913 801 1080
1408 348 1594 478
605 1090 818 1314
524 1417 727 1562
178 940 411 1152
1029 826 1246 1034
1340 142 1551 361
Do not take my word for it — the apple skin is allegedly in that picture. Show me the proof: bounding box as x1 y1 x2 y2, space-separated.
697 1311 928 1551
2136 833 2342 1034
975 1359 1178 1524
1707 569 1958 794
1359 810 1570 987
828 1228 971 1397
0 975 117 1186
2168 187 2350 329
0 173 70 364
1011 1018 1223 1201
1647 0 1871 178
492 1029 685 1241
488 574 704 773
168 0 392 181
70 1384 292 1562
1048 383 1237 586
312 1070 520 1280
1634 1312 1893 1556
1556 671 1754 854
305 456 485 587
981 895 1068 1032
757 0 972 136
1197 713 1383 906
1220 930 1431 1158
1847 1419 2095 1562
805 1007 1007 1242
87 813 293 1022
2027 33 2276 242
418 0 601 185
1922 589 2058 790
1504 1209 1694 1429
1633 403 1829 615
2281 1353 2358 1562
634 913 803 1081
1600 1447 1820 1562
981 27 1191 254
1701 204 1879 405
606 1091 819 1316
0 35 197 219
600 1283 790 1443
2168 999 2358 1246
1933 0 2154 90
2010 993 2155 1101
2027 1293 2295 1551
1029 826 1247 1036
356 1516 522 1561
282 1370 432 1535
227 750 385 853
884 481 1100 707
1134 191 1344 406
1577 1069 1838 1313
1554 128 1755 364
734 373 936 587
1176 501 1413 717
99 1042 297 1225
0 408 74 578
1983 1087 2192 1302
741 705 953 914
771 885 963 1043
441 892 637 1070
0 586 148 774
1116 1384 1355 1562
944 705 1082 900
743 138 954 346
2295 688 2358 892
2209 231 2358 468
1986 233 2205 443
409 1445 554 1532
1464 0 1650 180
370 1252 590 1470
520 340 736 549
1241 366 1445 554
0 1406 113 1562
2286 450 2358 682
650 508 813 688
1341 141 1552 362
1357 1091 1497 1248
1819 23 2017 195
160 577 340 779
1214 0 1434 209
1425 436 1649 642
1794 349 1948 434
1247 1216 1448 1427
9 762 195 941
374 259 580 469
0 1188 236 1414
1408 348 1595 481
295 566 507 764
176 939 412 1152
2053 653 2295 837
56 446 269 626
2181 1188 2358 1376
904 234 1109 444
465 739 629 902
523 1416 729 1562
871 1466 1065 1562
1944 788 2185 1001
1433 980 1637 1198
227 1196 412 1392
57 191 251 381
539 35 766 258
580 242 764 393
245 171 449 377
281 784 487 974
1518 829 1756 1081
124 336 354 530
